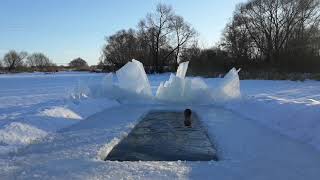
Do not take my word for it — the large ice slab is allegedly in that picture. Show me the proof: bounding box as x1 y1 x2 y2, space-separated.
214 68 241 102
116 59 152 96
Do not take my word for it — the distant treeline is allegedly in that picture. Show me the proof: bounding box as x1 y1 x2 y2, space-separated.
99 1 320 75
0 50 92 73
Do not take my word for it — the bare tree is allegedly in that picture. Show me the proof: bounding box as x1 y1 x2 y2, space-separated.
180 42 201 62
138 3 174 72
102 29 142 68
100 3 197 73
2 50 28 71
238 0 320 62
168 15 197 70
220 16 255 60
27 53 52 70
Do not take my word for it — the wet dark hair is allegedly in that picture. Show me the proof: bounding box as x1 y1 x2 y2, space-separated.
184 109 192 117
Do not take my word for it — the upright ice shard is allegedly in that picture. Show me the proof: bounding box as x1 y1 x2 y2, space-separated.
214 68 241 101
176 61 189 78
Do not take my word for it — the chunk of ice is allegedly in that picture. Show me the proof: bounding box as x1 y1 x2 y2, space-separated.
176 61 189 78
100 59 241 104
156 62 212 104
116 59 152 96
214 68 241 101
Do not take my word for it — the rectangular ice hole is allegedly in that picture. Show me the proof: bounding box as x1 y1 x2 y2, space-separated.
105 110 218 161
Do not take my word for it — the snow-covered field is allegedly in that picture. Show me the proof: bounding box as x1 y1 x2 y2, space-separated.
0 72 119 154
0 71 320 179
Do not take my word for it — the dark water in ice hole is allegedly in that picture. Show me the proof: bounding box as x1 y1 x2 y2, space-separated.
105 110 218 161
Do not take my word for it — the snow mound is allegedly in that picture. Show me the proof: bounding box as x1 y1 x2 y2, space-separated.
39 107 83 120
0 122 47 146
116 59 152 96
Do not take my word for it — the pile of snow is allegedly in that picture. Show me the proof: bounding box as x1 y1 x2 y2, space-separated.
39 107 83 120
0 122 47 154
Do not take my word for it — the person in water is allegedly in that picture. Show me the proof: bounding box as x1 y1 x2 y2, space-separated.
184 109 192 127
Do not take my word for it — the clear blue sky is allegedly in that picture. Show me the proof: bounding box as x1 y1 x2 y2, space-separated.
0 0 244 65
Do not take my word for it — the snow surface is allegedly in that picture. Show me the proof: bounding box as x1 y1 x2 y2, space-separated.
0 72 119 154
0 70 320 179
